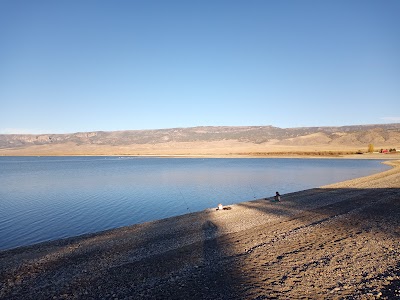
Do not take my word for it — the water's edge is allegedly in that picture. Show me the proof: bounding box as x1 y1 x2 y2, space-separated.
0 159 394 253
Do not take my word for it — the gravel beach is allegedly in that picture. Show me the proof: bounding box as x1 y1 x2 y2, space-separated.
1 160 399 299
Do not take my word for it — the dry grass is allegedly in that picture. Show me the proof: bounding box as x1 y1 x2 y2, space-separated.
0 141 371 156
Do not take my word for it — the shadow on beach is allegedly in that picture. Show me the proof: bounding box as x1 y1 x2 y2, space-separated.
1 185 400 299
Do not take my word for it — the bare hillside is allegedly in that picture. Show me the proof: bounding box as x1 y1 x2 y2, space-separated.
0 124 399 156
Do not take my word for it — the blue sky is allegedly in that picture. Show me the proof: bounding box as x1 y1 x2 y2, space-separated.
1 0 399 134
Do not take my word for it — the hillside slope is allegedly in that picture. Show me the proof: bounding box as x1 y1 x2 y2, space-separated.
1 124 399 156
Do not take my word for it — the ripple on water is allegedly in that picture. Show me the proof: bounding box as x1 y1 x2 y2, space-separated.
0 157 390 250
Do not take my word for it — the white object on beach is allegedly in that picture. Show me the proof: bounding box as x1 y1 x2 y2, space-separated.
218 203 223 210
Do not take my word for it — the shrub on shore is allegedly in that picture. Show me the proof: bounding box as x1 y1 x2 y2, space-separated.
237 151 359 157
368 144 374 153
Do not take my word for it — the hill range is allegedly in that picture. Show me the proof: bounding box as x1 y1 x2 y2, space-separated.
1 123 399 156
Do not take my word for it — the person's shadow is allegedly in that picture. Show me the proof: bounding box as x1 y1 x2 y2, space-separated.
202 220 219 260
200 220 242 299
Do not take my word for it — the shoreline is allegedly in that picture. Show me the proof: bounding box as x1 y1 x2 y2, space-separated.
0 156 393 252
1 152 400 159
1 160 399 299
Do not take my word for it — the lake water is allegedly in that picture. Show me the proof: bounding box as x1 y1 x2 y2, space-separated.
0 156 390 251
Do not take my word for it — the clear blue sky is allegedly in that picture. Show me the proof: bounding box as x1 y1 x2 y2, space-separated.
1 0 399 134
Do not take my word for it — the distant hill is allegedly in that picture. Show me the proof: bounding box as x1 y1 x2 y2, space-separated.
1 124 399 156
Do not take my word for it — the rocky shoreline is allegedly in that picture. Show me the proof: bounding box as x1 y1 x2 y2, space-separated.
1 161 399 299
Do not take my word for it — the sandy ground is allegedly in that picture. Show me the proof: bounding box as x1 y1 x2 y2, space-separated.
1 161 399 299
2 140 400 158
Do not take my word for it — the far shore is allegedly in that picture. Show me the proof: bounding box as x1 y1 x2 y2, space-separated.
1 160 399 299
1 139 399 159
1 152 400 160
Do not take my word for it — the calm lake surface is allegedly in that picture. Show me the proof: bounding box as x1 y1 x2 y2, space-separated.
0 156 390 250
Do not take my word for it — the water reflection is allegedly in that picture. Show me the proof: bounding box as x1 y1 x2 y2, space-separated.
0 157 390 250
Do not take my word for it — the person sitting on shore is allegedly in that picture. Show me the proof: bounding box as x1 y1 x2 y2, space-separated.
274 191 281 202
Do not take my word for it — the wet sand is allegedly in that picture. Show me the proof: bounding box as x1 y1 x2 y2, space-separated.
1 161 399 299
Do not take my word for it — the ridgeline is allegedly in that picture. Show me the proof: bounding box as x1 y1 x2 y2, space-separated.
1 123 399 156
